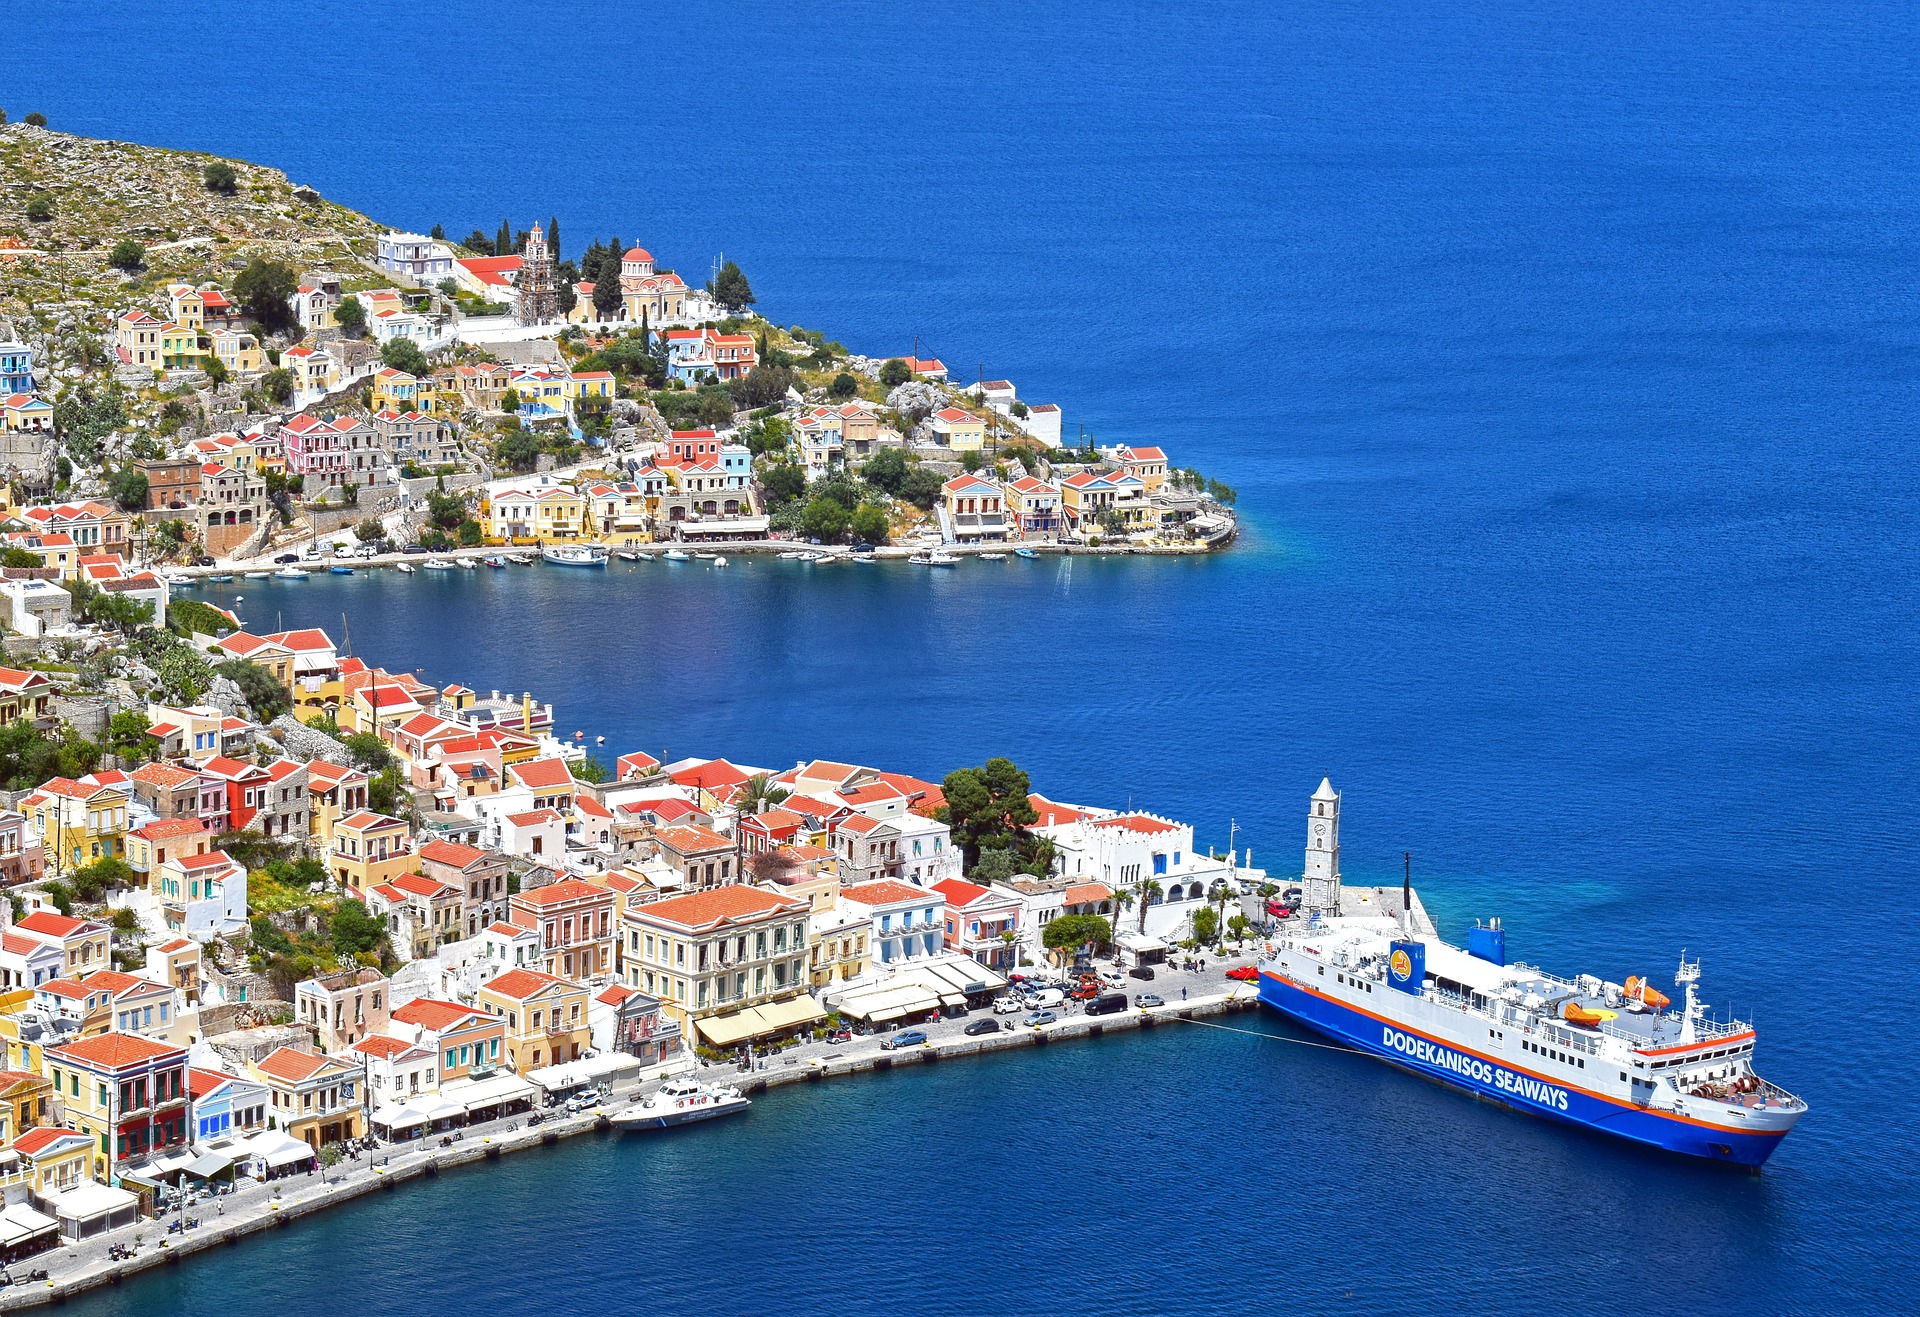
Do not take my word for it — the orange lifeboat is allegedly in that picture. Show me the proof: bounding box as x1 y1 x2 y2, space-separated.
1624 976 1672 1010
1563 1002 1614 1028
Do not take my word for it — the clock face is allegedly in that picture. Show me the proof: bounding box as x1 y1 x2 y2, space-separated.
1313 823 1327 837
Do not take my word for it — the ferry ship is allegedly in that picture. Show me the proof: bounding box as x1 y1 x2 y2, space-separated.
1255 781 1806 1168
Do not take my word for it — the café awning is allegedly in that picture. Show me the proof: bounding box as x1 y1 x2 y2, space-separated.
0 1204 57 1249
526 1052 640 1095
695 995 828 1046
441 1073 536 1114
184 1151 234 1179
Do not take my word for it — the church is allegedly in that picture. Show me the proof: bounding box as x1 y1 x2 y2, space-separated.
617 247 688 325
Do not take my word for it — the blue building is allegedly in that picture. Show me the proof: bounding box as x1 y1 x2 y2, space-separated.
0 340 33 396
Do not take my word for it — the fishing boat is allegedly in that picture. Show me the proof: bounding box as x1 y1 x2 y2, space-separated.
329 565 353 575
610 1078 751 1132
245 571 273 580
457 557 477 569
271 567 308 580
909 551 958 567
1255 779 1807 1168
209 573 235 583
777 550 809 560
542 545 609 568
663 549 691 562
395 562 417 574
693 551 717 561
1013 547 1039 559
422 558 456 571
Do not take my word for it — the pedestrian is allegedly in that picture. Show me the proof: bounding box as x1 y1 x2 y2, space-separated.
1182 987 1188 1001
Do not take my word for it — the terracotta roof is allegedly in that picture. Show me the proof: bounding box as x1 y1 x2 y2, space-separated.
506 808 562 827
11 1127 87 1157
932 878 994 908
1063 882 1115 906
16 911 93 939
51 1031 184 1069
391 998 487 1032
509 758 575 790
350 1035 417 1060
482 967 569 1001
840 880 933 907
254 1047 334 1083
514 878 605 907
631 885 800 931
131 762 199 788
418 838 490 869
653 824 732 854
188 1066 245 1097
1092 814 1182 836
131 817 206 841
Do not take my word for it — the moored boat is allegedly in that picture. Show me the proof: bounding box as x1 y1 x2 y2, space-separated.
663 549 691 562
909 551 959 567
422 558 456 571
395 562 417 574
1013 547 1039 559
483 555 507 568
330 565 353 575
542 545 609 567
271 567 308 580
610 1078 751 1132
978 552 1007 561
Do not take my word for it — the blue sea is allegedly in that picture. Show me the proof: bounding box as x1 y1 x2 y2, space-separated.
12 0 1920 1310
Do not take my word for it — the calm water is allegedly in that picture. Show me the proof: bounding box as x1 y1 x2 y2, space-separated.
14 0 1920 1310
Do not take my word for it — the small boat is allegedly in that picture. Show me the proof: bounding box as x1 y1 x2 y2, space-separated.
777 550 808 561
694 552 717 561
909 552 959 567
978 552 1007 561
542 545 609 567
209 573 235 583
714 556 728 568
663 549 691 562
483 555 507 569
329 565 353 575
1563 1002 1617 1028
395 562 417 574
1013 547 1038 559
245 571 272 580
271 567 307 580
506 552 535 565
610 1078 751 1132
617 551 641 563
422 558 456 571
635 551 656 562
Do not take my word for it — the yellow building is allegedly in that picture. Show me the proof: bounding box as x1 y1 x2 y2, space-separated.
477 968 592 1073
304 761 370 852
486 485 588 543
250 1046 365 1150
43 1031 190 1181
21 773 130 876
330 811 416 899
370 369 440 415
930 406 988 452
9 1125 91 1198
211 329 263 375
564 371 615 402
281 345 340 397
159 323 210 372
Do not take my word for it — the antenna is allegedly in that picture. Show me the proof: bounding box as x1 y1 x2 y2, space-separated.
1402 851 1412 935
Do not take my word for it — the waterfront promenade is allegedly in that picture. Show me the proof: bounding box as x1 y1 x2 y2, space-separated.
0 972 1260 1312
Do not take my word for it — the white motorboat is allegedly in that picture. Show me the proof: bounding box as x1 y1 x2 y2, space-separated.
457 557 477 569
694 552 717 560
777 550 809 560
422 558 457 570
714 556 728 568
909 552 959 567
245 570 273 579
395 562 417 574
506 552 535 565
635 551 656 561
610 1078 751 1132
272 566 310 580
617 551 641 563
542 545 609 567
663 549 691 562
978 552 1007 561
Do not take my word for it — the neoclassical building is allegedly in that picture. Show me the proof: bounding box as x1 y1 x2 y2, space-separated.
618 247 688 324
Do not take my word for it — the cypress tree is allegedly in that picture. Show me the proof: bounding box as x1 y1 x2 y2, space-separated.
547 216 560 262
496 220 512 257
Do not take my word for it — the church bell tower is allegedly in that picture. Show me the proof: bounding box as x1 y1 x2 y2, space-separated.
1303 778 1341 913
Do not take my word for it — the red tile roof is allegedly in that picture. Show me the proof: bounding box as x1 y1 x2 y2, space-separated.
631 885 800 931
11 1127 87 1157
515 878 606 907
932 878 994 909
391 998 488 1032
509 758 575 790
254 1047 333 1083
51 1031 184 1070
482 968 569 1001
840 880 933 907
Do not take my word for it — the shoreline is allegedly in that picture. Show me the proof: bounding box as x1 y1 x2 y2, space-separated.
0 989 1258 1312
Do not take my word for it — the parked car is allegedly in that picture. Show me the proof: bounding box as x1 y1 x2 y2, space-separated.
993 995 1024 1015
963 1018 1001 1037
355 542 379 558
1023 1010 1057 1029
403 544 430 554
1086 992 1129 1017
565 1091 599 1113
1225 965 1260 982
333 543 353 558
273 553 300 565
302 545 322 560
880 1029 928 1051
824 1029 853 1045
1128 966 1157 981
1031 988 1066 1010
191 555 215 567
1135 993 1165 1008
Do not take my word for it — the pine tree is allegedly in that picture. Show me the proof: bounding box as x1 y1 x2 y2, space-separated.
430 223 445 241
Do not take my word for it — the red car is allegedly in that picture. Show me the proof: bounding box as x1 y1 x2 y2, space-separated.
1225 966 1260 983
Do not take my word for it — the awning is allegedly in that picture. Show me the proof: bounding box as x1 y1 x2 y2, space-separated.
1118 932 1167 952
371 1104 430 1130
42 1182 138 1223
440 1073 536 1114
0 1204 57 1249
184 1152 234 1179
414 1094 465 1123
260 1138 316 1169
695 994 827 1045
831 981 941 1024
525 1051 640 1095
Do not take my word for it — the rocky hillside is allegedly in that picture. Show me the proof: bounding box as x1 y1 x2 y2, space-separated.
0 122 385 367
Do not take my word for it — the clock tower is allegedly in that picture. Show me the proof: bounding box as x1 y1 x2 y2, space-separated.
1303 777 1341 913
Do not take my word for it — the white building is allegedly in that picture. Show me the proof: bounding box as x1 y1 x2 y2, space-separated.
1032 799 1256 942
375 232 456 281
839 880 945 967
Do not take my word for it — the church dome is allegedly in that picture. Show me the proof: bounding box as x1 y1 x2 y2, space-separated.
623 247 653 264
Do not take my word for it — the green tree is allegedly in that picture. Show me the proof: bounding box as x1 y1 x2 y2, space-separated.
69 856 134 904
83 591 152 636
592 274 623 319
156 646 213 704
1 548 42 569
24 112 48 127
1191 906 1220 944
260 367 295 405
0 722 62 791
571 755 612 784
736 773 791 815
709 260 755 312
203 162 238 193
861 448 908 495
107 466 149 511
759 462 806 508
25 193 53 223
105 710 154 760
380 337 430 377
341 732 395 774
800 496 850 542
879 358 911 388
899 466 944 510
332 296 367 336
168 596 235 639
829 371 859 401
203 354 230 386
728 365 795 411
108 238 146 270
354 518 386 544
233 259 298 332
214 658 291 722
971 848 1018 884
1042 914 1113 958
850 502 890 545
1135 879 1163 934
329 900 387 959
939 758 1041 869
497 430 540 472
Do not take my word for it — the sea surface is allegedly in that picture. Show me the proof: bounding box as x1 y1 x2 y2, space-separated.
11 0 1920 1311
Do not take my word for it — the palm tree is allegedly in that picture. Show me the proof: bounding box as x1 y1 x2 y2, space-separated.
999 929 1018 971
737 773 790 816
1210 879 1233 949
1136 879 1163 934
1108 889 1134 959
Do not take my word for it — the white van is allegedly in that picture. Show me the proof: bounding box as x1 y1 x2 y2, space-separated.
1032 988 1067 1010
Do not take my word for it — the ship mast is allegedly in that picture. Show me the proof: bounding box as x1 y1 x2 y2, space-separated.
1675 952 1701 1044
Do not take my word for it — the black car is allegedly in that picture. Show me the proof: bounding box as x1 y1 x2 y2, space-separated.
191 555 214 566
402 544 430 554
1128 966 1156 981
962 1018 1000 1037
273 553 300 565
